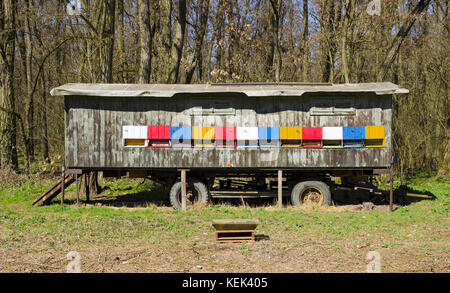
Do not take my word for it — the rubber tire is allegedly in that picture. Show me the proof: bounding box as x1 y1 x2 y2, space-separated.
169 179 209 210
291 180 332 206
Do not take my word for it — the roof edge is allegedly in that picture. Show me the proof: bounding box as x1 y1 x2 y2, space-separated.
50 82 409 97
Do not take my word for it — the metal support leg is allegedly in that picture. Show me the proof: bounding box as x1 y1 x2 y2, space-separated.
278 170 283 209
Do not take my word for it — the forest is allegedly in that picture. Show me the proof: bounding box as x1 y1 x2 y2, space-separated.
0 0 448 181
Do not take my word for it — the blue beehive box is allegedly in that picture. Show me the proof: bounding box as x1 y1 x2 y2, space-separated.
170 126 192 148
258 127 280 148
343 126 365 148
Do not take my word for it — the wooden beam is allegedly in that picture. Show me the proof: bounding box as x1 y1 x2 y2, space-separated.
66 168 83 175
389 164 394 212
60 166 65 205
180 169 187 211
85 173 90 202
278 169 283 209
76 174 79 205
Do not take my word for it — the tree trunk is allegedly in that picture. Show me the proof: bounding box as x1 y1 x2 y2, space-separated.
302 0 309 82
319 0 331 82
0 0 18 170
100 0 116 84
25 0 34 164
138 0 153 84
266 1 275 81
167 0 186 84
268 0 282 82
185 0 209 84
41 70 49 163
211 0 225 74
117 0 126 82
341 0 351 83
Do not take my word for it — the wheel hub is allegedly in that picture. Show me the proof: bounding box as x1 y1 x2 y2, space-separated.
300 187 324 205
178 186 199 207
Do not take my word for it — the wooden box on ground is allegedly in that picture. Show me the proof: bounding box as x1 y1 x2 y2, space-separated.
212 219 259 243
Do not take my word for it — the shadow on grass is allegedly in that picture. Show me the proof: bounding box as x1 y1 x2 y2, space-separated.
255 234 270 241
45 184 171 207
88 188 171 207
332 185 436 207
48 183 437 209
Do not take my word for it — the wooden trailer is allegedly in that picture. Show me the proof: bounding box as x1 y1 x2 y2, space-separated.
36 82 408 210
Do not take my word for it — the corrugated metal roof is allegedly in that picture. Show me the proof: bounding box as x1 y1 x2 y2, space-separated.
50 82 409 97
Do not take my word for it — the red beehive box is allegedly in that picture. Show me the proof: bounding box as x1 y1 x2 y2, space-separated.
147 125 170 147
214 126 236 148
302 127 322 148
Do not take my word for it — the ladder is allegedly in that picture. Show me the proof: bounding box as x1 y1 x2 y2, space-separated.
31 174 76 206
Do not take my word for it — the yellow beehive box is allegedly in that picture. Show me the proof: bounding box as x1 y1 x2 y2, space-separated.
192 126 214 140
280 127 302 139
193 126 214 147
280 127 302 148
365 125 385 147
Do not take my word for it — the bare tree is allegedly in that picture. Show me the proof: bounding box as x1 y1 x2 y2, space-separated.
378 0 432 81
0 0 18 170
302 0 309 81
268 0 282 82
138 0 153 83
167 0 186 83
185 0 209 83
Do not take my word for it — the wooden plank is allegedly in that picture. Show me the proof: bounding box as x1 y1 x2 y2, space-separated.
278 169 282 209
76 174 79 205
61 167 65 205
181 169 187 211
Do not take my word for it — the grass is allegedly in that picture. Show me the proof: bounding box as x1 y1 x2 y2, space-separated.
0 173 448 272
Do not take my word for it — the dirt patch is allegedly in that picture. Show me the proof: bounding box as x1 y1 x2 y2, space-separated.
1 228 447 273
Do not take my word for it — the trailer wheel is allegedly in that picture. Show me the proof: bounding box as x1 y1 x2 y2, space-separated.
291 181 331 206
169 179 209 210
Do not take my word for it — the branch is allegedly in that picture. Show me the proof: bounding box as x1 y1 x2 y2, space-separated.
30 37 74 98
378 0 431 81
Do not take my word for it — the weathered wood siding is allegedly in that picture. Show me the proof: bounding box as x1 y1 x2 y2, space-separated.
64 92 392 170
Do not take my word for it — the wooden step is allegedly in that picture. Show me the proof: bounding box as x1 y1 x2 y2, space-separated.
31 175 76 206
212 219 259 243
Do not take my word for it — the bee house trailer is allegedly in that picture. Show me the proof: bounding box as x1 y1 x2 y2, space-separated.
37 82 408 210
